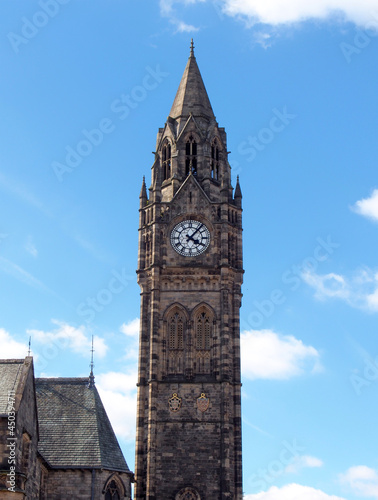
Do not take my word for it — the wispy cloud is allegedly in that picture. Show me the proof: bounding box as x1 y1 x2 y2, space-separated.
28 320 108 358
73 233 114 264
339 465 378 498
159 0 202 32
285 455 324 474
351 189 378 223
176 20 200 32
0 255 51 293
302 268 378 312
245 483 346 499
241 329 322 380
25 235 38 258
242 416 274 438
0 172 51 217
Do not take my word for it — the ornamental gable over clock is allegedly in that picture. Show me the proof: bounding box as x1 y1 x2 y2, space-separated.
135 40 243 500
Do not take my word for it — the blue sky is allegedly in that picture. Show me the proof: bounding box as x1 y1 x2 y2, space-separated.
1 1 378 498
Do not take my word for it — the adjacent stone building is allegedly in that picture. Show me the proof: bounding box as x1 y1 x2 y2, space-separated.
134 41 243 499
0 357 133 499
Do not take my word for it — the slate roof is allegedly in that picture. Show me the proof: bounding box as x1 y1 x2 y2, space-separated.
35 378 130 473
169 43 215 122
0 358 31 415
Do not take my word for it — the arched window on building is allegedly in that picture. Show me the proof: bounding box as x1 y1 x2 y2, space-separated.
195 308 212 374
162 141 171 180
21 432 31 473
176 486 201 500
167 309 185 374
104 480 121 500
211 138 219 180
185 136 197 177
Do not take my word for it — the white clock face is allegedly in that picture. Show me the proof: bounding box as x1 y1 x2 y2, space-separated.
170 220 210 257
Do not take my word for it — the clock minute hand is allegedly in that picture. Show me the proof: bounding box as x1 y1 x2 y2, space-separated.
190 223 203 239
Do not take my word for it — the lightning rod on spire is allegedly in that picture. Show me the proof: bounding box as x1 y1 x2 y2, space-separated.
88 335 95 388
190 38 195 57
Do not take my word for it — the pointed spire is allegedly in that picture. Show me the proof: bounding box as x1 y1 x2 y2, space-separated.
234 175 242 208
169 41 215 122
88 336 95 388
152 157 162 203
139 175 148 207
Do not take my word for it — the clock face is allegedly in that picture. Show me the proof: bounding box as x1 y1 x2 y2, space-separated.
170 220 210 257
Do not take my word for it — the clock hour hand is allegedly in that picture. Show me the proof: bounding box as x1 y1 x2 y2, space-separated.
186 233 200 244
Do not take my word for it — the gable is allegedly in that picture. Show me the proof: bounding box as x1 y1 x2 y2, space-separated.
171 173 211 211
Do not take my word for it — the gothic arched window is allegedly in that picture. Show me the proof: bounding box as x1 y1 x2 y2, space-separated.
162 141 171 180
211 138 219 180
169 312 184 350
167 309 185 374
21 433 31 473
196 312 211 351
105 480 121 500
175 486 201 500
185 136 197 177
195 309 213 374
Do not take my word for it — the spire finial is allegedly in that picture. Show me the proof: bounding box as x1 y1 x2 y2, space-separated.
27 336 31 356
190 38 195 57
88 336 95 388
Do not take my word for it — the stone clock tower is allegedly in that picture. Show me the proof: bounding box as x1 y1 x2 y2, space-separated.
135 41 243 500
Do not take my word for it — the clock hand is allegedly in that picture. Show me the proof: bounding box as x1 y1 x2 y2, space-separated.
189 224 203 239
186 233 200 244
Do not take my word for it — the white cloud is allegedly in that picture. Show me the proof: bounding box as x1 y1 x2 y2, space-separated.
96 370 137 441
120 319 140 361
339 465 378 498
120 318 140 337
352 189 378 222
302 268 378 312
219 0 378 27
245 483 346 500
241 329 321 380
160 0 378 31
285 455 324 474
25 235 38 257
176 21 200 32
302 271 349 300
159 0 203 33
0 328 28 358
28 320 108 358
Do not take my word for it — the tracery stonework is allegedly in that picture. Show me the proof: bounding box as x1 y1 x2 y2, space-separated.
175 487 201 500
134 41 243 500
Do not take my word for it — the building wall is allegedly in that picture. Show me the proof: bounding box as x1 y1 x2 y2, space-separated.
0 358 40 499
44 469 131 500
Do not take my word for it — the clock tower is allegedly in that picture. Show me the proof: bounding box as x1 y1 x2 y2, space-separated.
135 41 243 500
